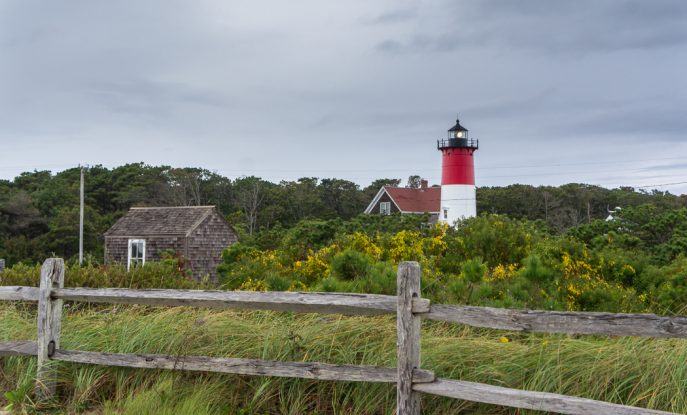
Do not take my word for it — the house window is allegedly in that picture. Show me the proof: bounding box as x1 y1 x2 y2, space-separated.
443 209 448 219
380 202 391 215
127 239 145 270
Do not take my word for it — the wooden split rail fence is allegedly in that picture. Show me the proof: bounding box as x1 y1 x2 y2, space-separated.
0 258 684 414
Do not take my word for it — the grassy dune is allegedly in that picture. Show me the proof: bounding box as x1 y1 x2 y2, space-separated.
1 303 686 414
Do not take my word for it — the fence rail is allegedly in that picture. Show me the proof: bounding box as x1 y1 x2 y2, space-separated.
413 379 673 415
52 287 432 315
52 348 436 384
0 286 39 301
424 304 687 338
0 258 680 414
0 341 37 357
4 286 687 339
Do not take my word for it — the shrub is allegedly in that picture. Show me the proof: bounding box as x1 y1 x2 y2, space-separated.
654 256 687 313
294 245 336 284
330 249 373 281
0 261 203 289
520 255 552 283
438 252 463 275
280 219 341 259
352 261 396 295
315 276 354 293
265 273 291 291
386 230 424 262
219 243 258 269
461 258 487 284
576 284 639 313
455 214 542 266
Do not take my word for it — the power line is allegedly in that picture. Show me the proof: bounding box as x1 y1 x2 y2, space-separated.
213 166 687 181
198 156 687 173
477 168 687 180
635 181 687 189
0 155 685 174
476 156 687 171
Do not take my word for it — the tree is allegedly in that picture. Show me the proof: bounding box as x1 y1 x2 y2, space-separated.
163 168 205 206
234 177 266 235
318 179 364 219
0 190 47 237
277 178 324 223
406 175 422 189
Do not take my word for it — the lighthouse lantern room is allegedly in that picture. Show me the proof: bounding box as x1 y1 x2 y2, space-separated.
437 115 479 224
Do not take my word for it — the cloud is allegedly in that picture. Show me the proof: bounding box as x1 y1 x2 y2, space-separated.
0 0 685 195
638 162 687 173
376 0 687 55
578 107 687 139
86 79 234 117
365 8 418 25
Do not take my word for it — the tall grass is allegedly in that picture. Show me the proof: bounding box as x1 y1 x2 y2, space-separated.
1 303 685 414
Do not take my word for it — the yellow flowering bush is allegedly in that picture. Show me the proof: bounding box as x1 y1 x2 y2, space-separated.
387 230 424 262
212 213 664 314
258 250 285 272
238 278 268 291
487 264 519 281
287 281 308 292
295 244 338 283
422 223 449 257
559 252 602 310
346 232 382 260
555 251 641 311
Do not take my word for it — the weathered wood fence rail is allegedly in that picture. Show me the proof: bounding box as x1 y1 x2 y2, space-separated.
0 258 681 414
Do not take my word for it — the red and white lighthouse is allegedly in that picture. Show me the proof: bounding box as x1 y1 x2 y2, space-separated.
437 115 478 223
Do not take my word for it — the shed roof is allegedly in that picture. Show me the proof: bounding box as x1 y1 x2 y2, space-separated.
104 206 217 237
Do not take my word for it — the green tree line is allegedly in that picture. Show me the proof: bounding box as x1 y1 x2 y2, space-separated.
0 163 684 265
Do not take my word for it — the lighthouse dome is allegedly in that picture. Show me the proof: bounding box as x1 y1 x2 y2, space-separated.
438 115 478 149
448 118 468 133
448 117 469 139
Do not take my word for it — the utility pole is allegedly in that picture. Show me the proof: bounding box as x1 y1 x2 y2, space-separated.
79 167 84 265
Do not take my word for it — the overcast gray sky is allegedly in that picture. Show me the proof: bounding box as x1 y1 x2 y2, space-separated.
1 0 686 193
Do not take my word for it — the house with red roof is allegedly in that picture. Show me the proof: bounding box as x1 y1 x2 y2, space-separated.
364 180 441 221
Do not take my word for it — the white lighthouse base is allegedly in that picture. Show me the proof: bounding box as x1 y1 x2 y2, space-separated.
440 184 476 225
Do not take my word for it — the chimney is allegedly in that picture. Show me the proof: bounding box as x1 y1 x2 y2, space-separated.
420 179 428 190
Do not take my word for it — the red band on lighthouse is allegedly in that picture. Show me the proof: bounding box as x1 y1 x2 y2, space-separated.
441 148 475 185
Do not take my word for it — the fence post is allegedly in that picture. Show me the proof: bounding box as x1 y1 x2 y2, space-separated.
397 261 421 415
35 258 64 401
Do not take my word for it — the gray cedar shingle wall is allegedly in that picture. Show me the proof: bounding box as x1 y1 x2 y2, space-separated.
187 210 238 282
105 236 186 266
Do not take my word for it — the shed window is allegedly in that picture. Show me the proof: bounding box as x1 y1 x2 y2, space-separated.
127 239 146 270
380 202 391 215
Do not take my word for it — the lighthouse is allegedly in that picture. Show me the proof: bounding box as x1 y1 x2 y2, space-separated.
437 115 478 223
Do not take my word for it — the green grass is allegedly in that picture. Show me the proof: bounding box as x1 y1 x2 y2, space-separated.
1 303 686 414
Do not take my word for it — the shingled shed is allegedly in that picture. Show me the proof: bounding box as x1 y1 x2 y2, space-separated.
104 206 238 281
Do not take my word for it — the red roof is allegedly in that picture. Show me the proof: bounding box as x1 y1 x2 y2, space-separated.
385 186 441 213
